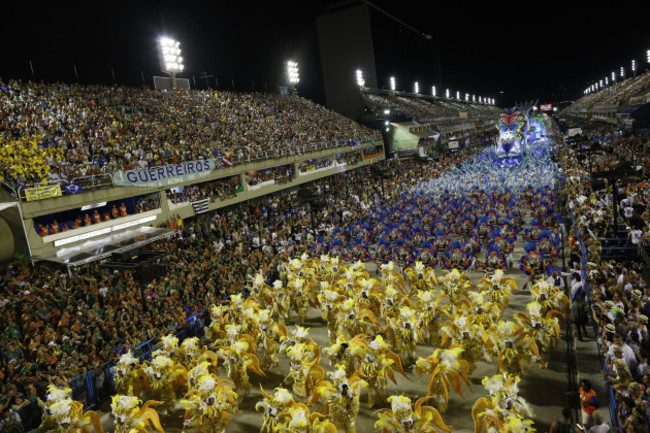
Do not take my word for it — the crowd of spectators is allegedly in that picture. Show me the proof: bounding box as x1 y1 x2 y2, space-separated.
0 79 379 187
298 157 333 173
0 152 474 431
166 175 241 204
361 92 499 124
246 164 295 186
362 145 384 158
35 195 160 236
559 125 650 432
565 70 650 113
335 151 362 166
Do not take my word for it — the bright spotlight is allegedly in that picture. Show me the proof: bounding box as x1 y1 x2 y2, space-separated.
356 69 365 87
390 76 396 91
287 60 300 85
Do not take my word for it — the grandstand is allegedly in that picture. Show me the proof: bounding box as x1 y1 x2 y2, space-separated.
360 90 500 155
3 17 650 432
561 70 650 128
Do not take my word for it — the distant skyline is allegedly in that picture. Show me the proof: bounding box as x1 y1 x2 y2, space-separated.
2 1 649 108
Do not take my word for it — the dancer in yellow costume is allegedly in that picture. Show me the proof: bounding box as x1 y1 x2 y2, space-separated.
38 385 104 433
310 366 367 433
180 374 238 433
111 395 164 433
218 338 264 402
374 395 451 433
471 373 534 433
361 335 409 408
256 387 297 433
413 345 471 412
141 355 188 414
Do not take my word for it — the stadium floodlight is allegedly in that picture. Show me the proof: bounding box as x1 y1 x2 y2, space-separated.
611 71 616 82
647 49 650 64
632 59 637 72
599 79 603 88
158 36 184 88
620 66 625 78
432 86 436 96
478 96 482 103
287 60 300 85
455 90 460 100
465 93 469 101
472 94 476 102
414 81 419 94
356 69 365 87
605 77 609 86
390 76 396 91
445 88 450 98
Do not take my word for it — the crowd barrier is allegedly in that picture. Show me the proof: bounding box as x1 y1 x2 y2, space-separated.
64 308 209 417
571 215 622 430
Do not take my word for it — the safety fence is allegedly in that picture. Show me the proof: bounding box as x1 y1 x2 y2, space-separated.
65 308 210 413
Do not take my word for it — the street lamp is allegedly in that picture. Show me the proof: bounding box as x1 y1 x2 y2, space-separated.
390 76 396 91
356 69 365 88
159 36 184 89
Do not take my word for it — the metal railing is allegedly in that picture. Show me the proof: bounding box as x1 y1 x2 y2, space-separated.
571 214 622 431
12 173 114 201
65 307 210 415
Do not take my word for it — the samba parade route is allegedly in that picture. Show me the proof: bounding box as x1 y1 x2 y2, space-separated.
43 137 578 433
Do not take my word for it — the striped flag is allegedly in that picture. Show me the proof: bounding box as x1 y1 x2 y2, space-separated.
191 199 210 215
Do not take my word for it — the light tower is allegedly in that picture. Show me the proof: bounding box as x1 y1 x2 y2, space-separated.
287 60 300 95
158 36 184 89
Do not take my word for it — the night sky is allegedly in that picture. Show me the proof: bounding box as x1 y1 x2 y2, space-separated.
2 0 649 109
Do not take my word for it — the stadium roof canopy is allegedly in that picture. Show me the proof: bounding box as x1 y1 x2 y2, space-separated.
36 226 178 268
